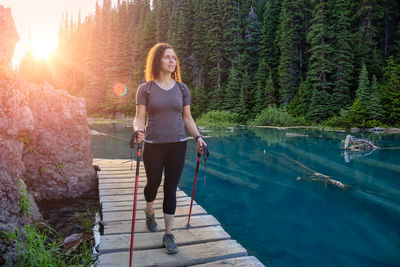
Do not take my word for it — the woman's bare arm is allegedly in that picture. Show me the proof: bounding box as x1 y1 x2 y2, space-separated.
133 104 146 142
183 105 207 152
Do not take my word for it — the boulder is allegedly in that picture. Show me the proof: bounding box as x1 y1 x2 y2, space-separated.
22 82 96 201
0 6 19 67
0 3 96 222
0 77 34 226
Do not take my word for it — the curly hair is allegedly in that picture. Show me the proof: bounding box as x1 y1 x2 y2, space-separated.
145 43 182 82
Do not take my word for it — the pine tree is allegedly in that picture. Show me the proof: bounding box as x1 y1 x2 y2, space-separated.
350 63 382 126
154 0 170 42
243 6 262 114
222 0 241 64
239 0 257 31
306 0 334 121
259 0 281 96
277 0 306 105
308 89 332 121
288 78 312 117
368 75 384 122
381 56 400 125
244 6 262 77
239 68 252 120
253 58 269 114
394 22 400 63
356 0 384 79
202 0 225 109
330 0 353 114
85 1 107 115
133 0 154 83
190 0 207 115
355 64 370 107
225 61 241 111
237 70 251 122
264 69 276 107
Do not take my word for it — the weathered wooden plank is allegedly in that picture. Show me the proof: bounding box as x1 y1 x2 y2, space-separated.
98 165 143 169
102 196 194 209
100 226 230 252
93 159 129 163
103 214 220 235
100 190 188 203
98 174 145 180
94 161 136 167
192 256 265 267
102 205 206 223
98 168 145 173
97 240 248 267
101 197 194 212
96 161 138 165
99 186 174 197
99 182 145 190
99 178 147 184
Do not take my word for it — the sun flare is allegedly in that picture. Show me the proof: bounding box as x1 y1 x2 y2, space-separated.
31 36 57 60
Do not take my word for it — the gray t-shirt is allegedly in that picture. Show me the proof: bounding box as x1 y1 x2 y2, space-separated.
136 81 190 144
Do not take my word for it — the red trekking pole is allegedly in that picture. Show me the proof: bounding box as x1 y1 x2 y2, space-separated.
186 151 201 229
186 145 209 229
129 132 142 267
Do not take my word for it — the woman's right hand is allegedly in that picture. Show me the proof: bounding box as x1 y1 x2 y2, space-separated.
136 129 145 143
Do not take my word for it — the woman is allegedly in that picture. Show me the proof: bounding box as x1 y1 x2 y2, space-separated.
134 43 207 254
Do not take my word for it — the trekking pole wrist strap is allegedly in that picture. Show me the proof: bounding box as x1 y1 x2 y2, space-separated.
195 135 202 142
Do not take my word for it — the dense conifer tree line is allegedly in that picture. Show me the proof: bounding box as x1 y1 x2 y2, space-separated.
18 0 400 126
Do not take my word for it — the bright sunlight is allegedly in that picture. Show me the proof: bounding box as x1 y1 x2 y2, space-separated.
31 35 57 60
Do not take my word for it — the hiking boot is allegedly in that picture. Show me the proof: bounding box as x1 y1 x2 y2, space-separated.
145 211 158 232
163 234 178 254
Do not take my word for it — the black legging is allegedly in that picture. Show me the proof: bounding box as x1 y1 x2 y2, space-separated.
143 141 187 215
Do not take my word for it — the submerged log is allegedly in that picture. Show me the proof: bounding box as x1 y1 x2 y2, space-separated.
285 132 308 137
296 176 352 190
271 151 352 190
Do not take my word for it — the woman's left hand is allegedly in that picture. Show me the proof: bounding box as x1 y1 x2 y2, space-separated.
197 137 207 154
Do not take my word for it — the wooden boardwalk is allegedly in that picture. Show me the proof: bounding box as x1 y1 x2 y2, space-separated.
94 158 264 267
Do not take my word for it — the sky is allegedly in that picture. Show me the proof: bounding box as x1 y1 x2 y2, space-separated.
0 0 104 69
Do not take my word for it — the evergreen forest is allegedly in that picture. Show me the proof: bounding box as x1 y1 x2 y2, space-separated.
18 0 400 127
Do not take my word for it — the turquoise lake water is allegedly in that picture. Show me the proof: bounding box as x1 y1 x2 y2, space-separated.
89 123 400 266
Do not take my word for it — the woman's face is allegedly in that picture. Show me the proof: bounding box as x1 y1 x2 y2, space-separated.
160 48 176 74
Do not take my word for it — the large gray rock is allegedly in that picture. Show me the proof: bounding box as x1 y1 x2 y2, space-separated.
0 76 32 266
0 77 34 226
22 82 96 200
0 3 96 219
0 6 19 67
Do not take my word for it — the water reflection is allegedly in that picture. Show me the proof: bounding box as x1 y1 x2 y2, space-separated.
89 124 400 267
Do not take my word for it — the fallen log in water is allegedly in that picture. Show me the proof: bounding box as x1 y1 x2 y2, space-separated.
344 135 377 150
271 151 352 190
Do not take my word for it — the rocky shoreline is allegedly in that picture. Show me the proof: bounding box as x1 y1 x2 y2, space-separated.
88 117 400 134
0 5 97 265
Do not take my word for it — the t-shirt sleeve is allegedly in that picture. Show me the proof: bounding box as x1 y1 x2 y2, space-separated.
182 83 191 106
136 83 148 105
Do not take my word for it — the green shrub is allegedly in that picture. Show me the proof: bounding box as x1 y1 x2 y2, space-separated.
251 106 299 126
76 207 96 234
18 181 31 217
11 224 65 267
322 107 384 129
196 110 239 126
9 224 94 267
295 116 310 126
22 136 30 145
